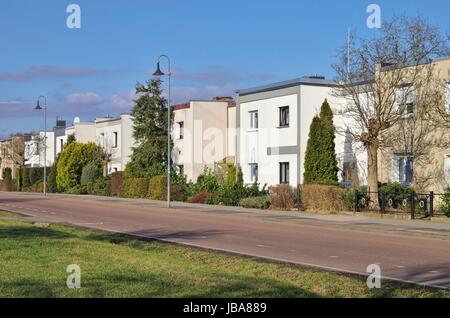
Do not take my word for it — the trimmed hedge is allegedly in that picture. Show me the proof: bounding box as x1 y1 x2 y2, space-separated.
269 185 297 211
110 172 125 197
187 192 212 204
239 196 271 210
301 184 347 213
122 178 149 199
148 175 185 202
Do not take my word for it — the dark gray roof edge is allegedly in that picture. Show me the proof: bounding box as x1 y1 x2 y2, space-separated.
236 77 338 96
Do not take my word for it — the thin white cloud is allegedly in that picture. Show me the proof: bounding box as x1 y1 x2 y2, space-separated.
66 92 103 106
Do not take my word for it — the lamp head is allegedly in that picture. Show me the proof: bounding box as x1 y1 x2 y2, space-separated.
153 62 165 77
35 100 43 110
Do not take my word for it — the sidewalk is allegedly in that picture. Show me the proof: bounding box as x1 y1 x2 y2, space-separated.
19 192 449 238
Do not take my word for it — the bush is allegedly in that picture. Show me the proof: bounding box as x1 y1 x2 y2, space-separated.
269 185 297 211
57 142 103 192
110 172 125 197
22 168 30 189
81 163 102 187
47 163 58 193
66 185 86 195
87 178 111 196
301 184 347 213
440 188 450 217
122 178 149 199
343 186 369 211
187 192 212 204
379 183 413 209
2 168 13 191
148 175 185 202
239 196 271 209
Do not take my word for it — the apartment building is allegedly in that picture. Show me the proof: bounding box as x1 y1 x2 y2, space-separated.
94 114 135 174
172 97 236 182
237 76 350 187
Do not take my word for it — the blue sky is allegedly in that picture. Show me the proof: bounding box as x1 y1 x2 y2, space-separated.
0 0 449 137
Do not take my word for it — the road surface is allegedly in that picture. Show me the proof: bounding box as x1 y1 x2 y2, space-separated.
0 192 449 289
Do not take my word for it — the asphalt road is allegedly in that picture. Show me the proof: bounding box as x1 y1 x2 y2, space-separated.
1 192 449 289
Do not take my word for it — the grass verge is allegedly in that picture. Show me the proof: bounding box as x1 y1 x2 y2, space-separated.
0 215 448 298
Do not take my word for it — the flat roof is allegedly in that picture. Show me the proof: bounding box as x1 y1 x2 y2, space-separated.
236 76 337 96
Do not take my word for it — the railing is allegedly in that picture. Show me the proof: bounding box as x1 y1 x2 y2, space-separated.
353 190 448 219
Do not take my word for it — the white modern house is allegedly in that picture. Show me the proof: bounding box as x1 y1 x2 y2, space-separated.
24 119 66 167
172 97 236 182
237 76 360 187
56 117 96 156
94 114 135 174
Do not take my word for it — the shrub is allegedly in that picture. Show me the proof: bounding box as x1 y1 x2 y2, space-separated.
66 185 86 195
122 178 149 199
2 168 13 191
57 142 103 192
148 175 185 202
343 186 369 211
269 184 297 211
47 163 58 193
439 188 450 217
87 178 111 196
110 172 125 197
22 168 30 189
81 163 102 187
239 196 271 209
379 183 413 209
301 184 347 213
187 192 212 204
215 184 248 206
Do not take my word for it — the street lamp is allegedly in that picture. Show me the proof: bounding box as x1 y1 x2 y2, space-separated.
35 95 47 196
153 55 172 208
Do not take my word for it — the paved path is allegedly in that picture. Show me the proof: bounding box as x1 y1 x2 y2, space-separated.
1 192 449 289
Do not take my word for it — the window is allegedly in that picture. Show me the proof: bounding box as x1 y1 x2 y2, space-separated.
178 165 184 176
114 168 118 173
394 154 413 185
445 155 450 187
279 162 290 184
60 139 64 152
113 132 118 148
279 106 289 127
249 111 258 129
249 164 258 183
396 86 414 116
177 122 184 140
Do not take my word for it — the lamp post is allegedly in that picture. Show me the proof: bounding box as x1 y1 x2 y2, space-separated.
35 96 47 196
153 55 172 208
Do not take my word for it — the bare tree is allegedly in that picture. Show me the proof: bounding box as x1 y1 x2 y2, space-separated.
333 16 450 205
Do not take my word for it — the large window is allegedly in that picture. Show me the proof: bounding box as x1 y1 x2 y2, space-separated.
396 86 414 116
279 106 289 127
249 163 258 183
113 132 118 148
279 162 290 184
178 122 184 140
445 155 450 187
394 154 413 185
249 111 258 129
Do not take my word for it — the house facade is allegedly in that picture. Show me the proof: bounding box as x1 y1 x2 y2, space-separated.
56 117 96 156
376 57 450 193
172 97 236 182
0 135 29 180
237 76 350 187
94 114 135 174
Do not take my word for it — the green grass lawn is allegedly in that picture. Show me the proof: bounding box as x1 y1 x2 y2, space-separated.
0 213 448 298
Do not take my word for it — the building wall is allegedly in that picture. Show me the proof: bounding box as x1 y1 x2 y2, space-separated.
172 101 233 182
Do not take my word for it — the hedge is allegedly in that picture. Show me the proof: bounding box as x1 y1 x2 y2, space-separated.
148 175 185 202
110 172 125 197
269 184 297 211
301 184 347 213
122 178 150 199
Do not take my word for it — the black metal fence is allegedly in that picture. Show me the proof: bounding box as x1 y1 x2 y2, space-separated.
354 191 448 219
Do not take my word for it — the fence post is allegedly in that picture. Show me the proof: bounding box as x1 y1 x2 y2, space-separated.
410 191 416 220
380 192 386 214
354 190 359 213
429 191 434 218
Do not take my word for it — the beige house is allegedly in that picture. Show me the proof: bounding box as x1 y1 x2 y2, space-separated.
0 135 29 181
377 57 450 193
172 97 236 182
